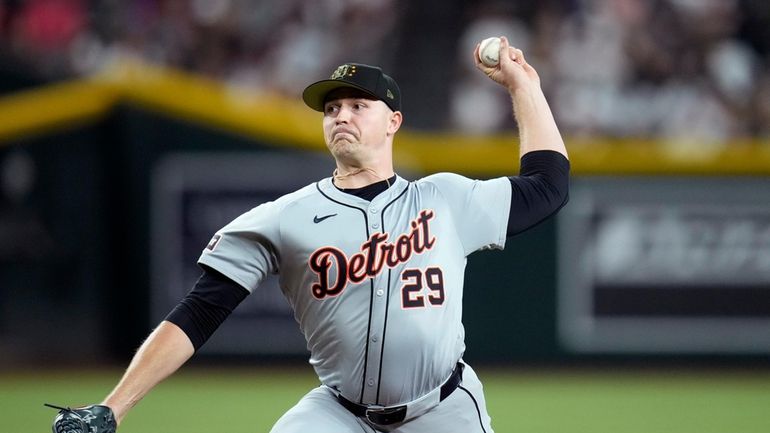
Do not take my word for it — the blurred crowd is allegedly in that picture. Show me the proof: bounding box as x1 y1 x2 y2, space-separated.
1 0 769 139
453 0 770 140
0 0 399 96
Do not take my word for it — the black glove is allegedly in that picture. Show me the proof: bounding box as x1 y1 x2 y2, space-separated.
45 403 117 433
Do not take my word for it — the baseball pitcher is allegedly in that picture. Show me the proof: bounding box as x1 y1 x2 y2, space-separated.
49 36 569 433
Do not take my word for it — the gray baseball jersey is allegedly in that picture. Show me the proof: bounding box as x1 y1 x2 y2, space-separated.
198 173 511 406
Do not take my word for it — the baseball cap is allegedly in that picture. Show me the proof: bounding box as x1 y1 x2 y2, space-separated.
302 63 401 112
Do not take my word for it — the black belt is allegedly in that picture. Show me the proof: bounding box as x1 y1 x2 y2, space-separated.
336 363 464 425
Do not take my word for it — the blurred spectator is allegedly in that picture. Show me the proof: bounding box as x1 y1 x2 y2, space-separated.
16 0 85 51
9 0 87 77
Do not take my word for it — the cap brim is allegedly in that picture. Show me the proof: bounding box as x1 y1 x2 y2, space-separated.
302 80 380 112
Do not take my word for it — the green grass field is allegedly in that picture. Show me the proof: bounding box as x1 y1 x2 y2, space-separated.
3 366 769 433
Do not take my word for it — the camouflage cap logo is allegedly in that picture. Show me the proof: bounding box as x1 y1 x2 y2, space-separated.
386 89 394 100
330 64 356 80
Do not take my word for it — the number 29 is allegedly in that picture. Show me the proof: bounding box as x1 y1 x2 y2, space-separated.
401 267 445 309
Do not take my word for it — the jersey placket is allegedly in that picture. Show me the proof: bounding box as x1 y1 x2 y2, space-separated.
317 176 409 405
361 201 386 404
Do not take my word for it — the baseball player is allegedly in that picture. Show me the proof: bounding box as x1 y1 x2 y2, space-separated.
49 36 569 433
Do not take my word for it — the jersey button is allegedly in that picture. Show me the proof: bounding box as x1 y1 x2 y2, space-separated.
371 336 378 342
372 222 380 229
370 208 378 213
368 379 375 386
376 289 384 297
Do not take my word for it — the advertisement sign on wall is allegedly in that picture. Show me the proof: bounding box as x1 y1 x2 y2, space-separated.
558 178 770 353
150 151 333 356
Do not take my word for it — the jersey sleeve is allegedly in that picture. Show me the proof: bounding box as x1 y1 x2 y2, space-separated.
197 201 281 292
423 173 512 255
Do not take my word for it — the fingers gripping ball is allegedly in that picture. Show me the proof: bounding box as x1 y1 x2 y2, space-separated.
46 404 117 433
478 37 501 67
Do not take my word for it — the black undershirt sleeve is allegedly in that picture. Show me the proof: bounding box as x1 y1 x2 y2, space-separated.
165 265 249 351
507 150 570 237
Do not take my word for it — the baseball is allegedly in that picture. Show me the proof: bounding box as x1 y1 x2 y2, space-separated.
478 37 501 67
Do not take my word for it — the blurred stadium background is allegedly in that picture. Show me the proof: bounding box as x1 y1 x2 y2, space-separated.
1 0 769 432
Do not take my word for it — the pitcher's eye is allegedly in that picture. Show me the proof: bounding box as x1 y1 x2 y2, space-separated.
324 105 339 115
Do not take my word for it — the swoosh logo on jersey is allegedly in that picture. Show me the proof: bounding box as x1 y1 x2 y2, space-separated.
314 213 338 224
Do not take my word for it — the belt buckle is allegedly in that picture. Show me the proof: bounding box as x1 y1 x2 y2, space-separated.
365 405 407 425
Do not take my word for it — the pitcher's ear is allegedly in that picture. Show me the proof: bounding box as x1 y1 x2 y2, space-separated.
388 111 403 135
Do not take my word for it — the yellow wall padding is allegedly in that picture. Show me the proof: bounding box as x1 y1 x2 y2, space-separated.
0 80 117 140
1 59 768 175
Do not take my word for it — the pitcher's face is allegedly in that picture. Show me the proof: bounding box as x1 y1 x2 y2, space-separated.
322 89 401 164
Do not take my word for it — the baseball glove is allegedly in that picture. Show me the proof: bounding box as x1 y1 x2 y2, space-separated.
45 403 117 433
